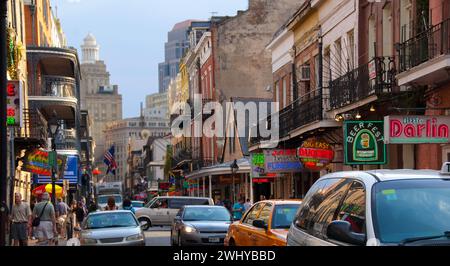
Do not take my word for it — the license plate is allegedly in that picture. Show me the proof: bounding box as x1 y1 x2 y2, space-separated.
209 237 220 243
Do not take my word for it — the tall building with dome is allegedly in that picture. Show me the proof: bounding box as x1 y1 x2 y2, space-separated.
80 33 123 171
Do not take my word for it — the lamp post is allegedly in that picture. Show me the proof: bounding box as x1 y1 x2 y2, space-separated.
48 111 60 206
230 159 239 204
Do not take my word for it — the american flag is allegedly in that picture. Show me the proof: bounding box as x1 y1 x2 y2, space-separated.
104 145 117 175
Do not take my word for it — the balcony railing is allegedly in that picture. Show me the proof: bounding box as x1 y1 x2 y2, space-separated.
329 57 395 110
54 129 78 150
16 108 48 143
41 76 77 98
398 18 450 73
250 93 323 146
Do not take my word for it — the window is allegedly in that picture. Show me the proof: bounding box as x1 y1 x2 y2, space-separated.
336 181 366 235
334 39 342 77
282 78 287 108
243 203 264 226
294 178 352 238
257 204 273 226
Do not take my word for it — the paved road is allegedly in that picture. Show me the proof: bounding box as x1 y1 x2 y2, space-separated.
145 226 171 246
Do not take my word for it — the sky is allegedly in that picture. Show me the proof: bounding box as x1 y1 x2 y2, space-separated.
52 0 248 118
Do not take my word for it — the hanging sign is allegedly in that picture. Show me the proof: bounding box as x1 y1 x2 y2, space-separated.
384 116 450 144
264 149 302 173
250 153 266 177
23 149 67 177
344 121 387 165
298 138 334 171
6 80 23 127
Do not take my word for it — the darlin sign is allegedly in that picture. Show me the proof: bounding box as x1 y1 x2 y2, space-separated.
384 116 450 144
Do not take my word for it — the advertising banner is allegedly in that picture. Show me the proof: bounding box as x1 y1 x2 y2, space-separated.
263 149 302 173
298 138 334 171
344 121 387 165
384 116 450 144
6 80 23 127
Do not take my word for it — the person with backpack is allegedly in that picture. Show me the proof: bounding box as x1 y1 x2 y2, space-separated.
32 192 57 246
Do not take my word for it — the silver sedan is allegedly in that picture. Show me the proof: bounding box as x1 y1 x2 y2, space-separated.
171 205 232 246
78 210 145 246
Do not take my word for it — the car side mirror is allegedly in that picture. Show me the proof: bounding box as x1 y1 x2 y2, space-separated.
327 220 366 246
252 219 268 230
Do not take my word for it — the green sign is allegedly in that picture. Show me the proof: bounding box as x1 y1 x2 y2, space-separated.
48 151 57 169
183 181 189 189
344 121 387 165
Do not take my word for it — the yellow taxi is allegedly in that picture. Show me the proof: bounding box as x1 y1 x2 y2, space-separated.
224 200 301 246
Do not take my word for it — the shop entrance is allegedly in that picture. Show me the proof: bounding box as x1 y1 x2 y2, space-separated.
254 182 271 201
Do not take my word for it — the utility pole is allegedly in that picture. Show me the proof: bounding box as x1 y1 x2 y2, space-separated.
1 0 9 247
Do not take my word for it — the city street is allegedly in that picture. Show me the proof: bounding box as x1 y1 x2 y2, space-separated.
145 227 171 246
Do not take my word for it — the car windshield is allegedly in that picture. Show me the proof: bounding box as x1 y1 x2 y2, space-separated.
183 207 231 221
97 195 122 205
84 212 138 229
373 179 450 244
271 204 301 229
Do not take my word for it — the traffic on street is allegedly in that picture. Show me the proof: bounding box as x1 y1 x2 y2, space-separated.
1 0 450 250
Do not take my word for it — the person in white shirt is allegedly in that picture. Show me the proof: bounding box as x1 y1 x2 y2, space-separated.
243 199 252 212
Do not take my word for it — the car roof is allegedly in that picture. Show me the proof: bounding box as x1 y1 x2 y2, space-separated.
88 210 132 216
156 196 212 199
183 205 225 208
258 200 302 205
321 169 443 182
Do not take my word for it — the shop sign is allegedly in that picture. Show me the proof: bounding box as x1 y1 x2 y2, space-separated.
368 60 377 79
250 153 266 177
23 149 67 177
298 138 334 171
344 121 387 165
264 149 302 173
6 80 23 127
384 116 450 144
252 177 275 183
37 155 78 185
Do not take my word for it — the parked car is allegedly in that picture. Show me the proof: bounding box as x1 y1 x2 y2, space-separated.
224 200 301 246
287 163 450 246
171 205 232 246
136 196 214 230
78 210 145 246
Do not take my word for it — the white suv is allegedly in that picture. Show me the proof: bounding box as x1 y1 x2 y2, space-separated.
287 163 450 246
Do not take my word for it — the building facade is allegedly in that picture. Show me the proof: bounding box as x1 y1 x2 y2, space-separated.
80 34 123 172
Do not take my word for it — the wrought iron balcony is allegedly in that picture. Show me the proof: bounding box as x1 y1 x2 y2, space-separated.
398 18 450 73
250 93 323 146
54 129 78 150
41 76 77 99
329 57 395 110
15 108 48 144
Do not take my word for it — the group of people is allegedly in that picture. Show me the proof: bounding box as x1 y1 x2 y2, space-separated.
9 192 92 246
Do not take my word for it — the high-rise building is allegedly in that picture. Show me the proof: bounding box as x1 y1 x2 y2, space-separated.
158 20 194 93
80 33 123 171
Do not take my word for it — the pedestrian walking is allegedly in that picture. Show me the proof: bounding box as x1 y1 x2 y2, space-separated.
122 199 135 214
32 192 57 246
55 198 69 239
75 201 85 231
243 199 252 212
104 196 119 211
10 193 32 246
66 200 77 240
88 200 98 213
232 198 245 221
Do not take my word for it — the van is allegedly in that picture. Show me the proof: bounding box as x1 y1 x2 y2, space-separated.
136 196 214 230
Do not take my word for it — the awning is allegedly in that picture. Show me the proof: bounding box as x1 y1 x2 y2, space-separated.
147 160 165 167
185 157 251 180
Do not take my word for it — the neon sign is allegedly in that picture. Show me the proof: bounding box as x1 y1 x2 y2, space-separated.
298 138 334 171
6 81 22 127
384 116 450 144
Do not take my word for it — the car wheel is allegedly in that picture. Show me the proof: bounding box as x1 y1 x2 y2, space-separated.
138 217 151 231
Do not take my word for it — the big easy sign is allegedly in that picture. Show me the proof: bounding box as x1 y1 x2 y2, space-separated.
384 116 450 144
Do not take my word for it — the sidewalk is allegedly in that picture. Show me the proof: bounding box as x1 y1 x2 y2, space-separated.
29 236 69 246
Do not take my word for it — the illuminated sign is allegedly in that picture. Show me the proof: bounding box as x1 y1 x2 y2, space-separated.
252 178 275 183
251 153 266 177
6 80 23 127
264 149 302 173
384 116 450 144
344 121 387 165
298 138 334 171
158 182 170 190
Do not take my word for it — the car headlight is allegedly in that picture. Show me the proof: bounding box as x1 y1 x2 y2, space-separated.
81 238 97 245
184 225 197 234
126 234 144 241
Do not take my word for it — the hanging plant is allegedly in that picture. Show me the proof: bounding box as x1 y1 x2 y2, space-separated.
6 28 20 80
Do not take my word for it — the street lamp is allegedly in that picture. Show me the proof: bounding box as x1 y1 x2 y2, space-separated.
48 111 60 206
230 159 239 203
